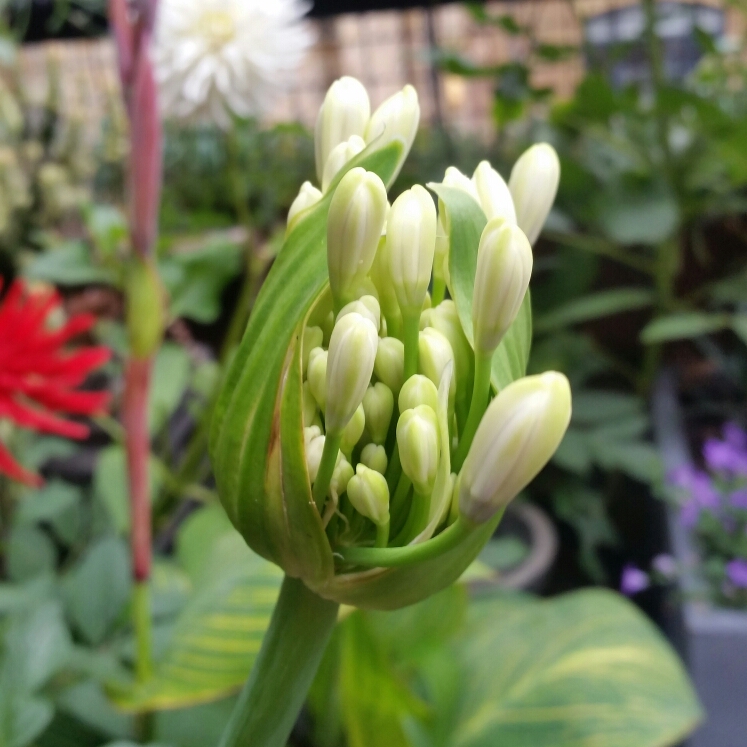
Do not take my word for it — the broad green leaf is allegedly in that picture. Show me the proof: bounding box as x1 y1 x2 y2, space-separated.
154 698 236 747
571 391 644 424
534 288 654 334
3 696 54 747
150 344 192 436
641 312 731 344
62 537 131 646
429 183 532 392
732 314 747 346
16 481 82 545
6 527 56 583
35 711 110 747
23 240 116 286
56 681 133 742
176 505 234 587
430 589 702 747
109 533 282 712
0 576 54 615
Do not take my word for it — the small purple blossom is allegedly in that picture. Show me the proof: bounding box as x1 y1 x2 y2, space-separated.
726 559 747 589
680 499 700 528
730 489 747 510
620 564 650 596
651 554 678 579
723 422 747 451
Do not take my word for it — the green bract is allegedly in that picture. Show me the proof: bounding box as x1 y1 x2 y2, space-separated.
210 81 562 611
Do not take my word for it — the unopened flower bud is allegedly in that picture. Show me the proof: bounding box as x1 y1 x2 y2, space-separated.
387 185 437 314
306 432 326 483
360 443 388 474
303 326 324 377
307 348 328 410
362 383 394 445
325 313 378 435
459 372 572 524
330 456 354 497
288 182 323 231
472 218 532 357
419 328 456 404
327 168 389 309
398 405 440 495
398 374 438 413
365 85 420 184
472 161 517 224
374 336 405 394
315 76 371 183
370 236 402 334
428 301 473 401
322 135 366 193
304 425 322 449
347 464 390 526
341 403 366 456
303 382 318 427
508 143 560 245
444 166 479 202
337 295 381 333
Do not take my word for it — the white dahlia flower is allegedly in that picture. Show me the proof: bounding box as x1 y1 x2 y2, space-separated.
154 0 314 128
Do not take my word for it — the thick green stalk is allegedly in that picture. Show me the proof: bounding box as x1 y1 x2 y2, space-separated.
218 576 339 747
454 352 492 471
313 433 342 511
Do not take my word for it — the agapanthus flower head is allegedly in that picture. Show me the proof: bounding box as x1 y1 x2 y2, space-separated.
154 0 314 128
0 280 111 485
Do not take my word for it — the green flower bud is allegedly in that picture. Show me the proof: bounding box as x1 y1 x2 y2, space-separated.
398 374 438 413
374 336 405 395
387 185 437 314
472 161 517 224
472 217 533 357
398 405 440 495
325 313 378 435
337 295 381 334
322 135 366 193
508 143 560 246
307 347 328 410
315 76 371 183
303 381 318 427
419 327 456 405
459 372 571 524
327 168 389 309
288 181 323 231
330 456 354 498
365 85 420 184
362 383 394 445
370 236 403 334
360 443 388 474
341 403 366 457
347 464 390 526
302 326 324 378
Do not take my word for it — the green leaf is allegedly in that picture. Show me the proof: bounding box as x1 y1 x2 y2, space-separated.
571 391 644 424
16 481 82 545
431 589 702 747
176 505 234 587
62 537 131 645
6 527 56 583
731 314 747 346
23 241 116 286
3 696 54 747
150 343 192 436
109 534 282 712
534 288 654 333
641 312 731 344
430 183 531 391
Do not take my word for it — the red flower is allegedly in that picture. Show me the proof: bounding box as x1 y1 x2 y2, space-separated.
0 280 111 486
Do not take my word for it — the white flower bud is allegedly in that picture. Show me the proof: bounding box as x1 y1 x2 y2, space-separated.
398 405 440 495
288 182 323 231
444 166 479 202
459 372 572 523
327 168 389 309
398 374 438 413
322 135 366 193
387 185 437 314
303 381 318 427
307 348 328 410
472 217 533 357
304 425 322 449
302 326 323 378
360 443 388 474
305 432 326 483
315 76 371 184
336 295 381 334
347 464 390 526
362 383 394 445
508 143 560 245
341 403 365 456
325 313 378 435
419 327 456 405
428 300 473 401
370 236 403 333
330 456 354 498
374 336 405 394
365 85 420 184
472 161 517 224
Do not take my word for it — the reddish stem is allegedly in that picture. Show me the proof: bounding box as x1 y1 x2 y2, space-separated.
123 356 153 583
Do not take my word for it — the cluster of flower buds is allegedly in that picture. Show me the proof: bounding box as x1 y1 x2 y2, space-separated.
212 76 571 610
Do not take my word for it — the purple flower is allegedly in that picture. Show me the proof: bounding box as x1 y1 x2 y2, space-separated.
668 464 698 489
652 554 678 579
726 559 747 589
680 499 700 528
723 422 747 451
731 489 747 510
690 471 720 509
620 564 650 596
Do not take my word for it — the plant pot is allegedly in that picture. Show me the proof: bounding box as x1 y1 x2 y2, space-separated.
652 371 747 747
468 502 559 594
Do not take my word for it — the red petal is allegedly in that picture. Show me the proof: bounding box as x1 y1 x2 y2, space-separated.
0 441 43 486
0 398 90 439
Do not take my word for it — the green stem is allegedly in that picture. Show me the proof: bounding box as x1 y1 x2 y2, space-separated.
454 352 492 472
338 515 475 568
385 444 401 493
218 576 339 747
375 520 390 548
396 488 430 545
432 276 446 307
390 472 412 520
313 433 342 511
133 582 153 683
403 310 420 380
